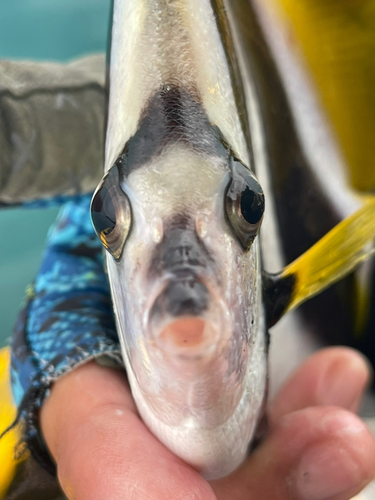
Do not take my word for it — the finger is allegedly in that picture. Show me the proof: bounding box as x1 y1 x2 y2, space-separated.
211 406 375 500
270 347 371 425
40 362 216 500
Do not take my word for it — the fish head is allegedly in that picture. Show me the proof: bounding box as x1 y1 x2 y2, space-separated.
91 116 267 477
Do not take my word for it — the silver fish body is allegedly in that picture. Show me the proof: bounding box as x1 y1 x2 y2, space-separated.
91 0 268 479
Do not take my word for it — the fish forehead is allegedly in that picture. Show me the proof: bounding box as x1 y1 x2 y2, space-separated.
127 145 227 217
106 0 249 172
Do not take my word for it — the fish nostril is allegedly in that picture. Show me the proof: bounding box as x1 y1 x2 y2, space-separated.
169 245 196 267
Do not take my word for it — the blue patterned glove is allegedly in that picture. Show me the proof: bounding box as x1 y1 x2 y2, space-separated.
10 195 122 473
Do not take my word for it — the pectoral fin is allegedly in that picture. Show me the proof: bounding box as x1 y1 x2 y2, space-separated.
265 197 375 327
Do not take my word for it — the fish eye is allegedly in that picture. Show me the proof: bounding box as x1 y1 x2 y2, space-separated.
225 157 265 250
91 165 132 260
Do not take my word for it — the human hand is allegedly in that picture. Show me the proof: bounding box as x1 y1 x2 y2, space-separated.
41 347 375 500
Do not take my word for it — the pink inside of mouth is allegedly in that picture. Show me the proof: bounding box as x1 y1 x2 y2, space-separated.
159 318 209 348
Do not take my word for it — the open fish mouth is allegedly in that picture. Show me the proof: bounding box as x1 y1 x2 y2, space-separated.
147 273 229 360
134 260 245 429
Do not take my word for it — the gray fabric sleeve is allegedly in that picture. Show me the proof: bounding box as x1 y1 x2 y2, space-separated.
0 54 106 205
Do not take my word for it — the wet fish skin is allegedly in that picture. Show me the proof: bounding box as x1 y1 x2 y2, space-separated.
91 0 268 480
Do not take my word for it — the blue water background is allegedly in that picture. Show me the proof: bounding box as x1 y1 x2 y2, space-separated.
0 0 111 346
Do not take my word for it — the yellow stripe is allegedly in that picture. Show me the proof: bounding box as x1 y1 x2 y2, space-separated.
0 347 24 499
282 198 375 313
268 0 375 192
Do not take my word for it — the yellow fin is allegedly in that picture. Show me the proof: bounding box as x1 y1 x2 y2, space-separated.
282 198 375 314
0 347 24 499
266 0 375 192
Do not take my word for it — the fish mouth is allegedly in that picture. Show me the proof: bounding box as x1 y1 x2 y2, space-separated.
138 272 244 428
146 272 228 361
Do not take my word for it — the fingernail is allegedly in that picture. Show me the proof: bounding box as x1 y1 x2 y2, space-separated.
289 441 363 500
319 353 370 411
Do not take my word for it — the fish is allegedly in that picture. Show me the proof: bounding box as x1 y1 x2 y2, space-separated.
0 0 374 490
90 0 375 480
92 0 268 479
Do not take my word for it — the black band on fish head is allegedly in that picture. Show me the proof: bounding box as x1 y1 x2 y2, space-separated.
225 156 265 250
91 160 132 260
